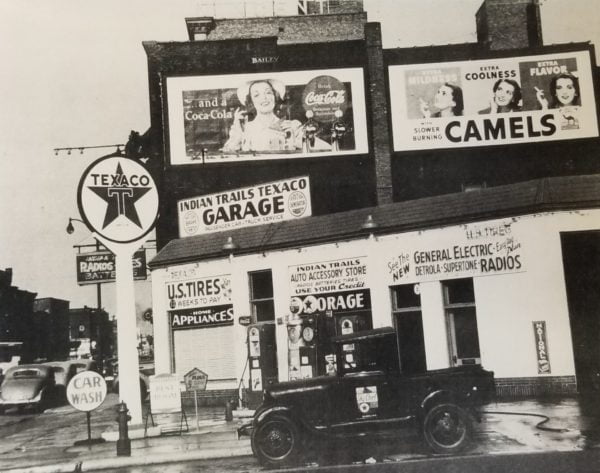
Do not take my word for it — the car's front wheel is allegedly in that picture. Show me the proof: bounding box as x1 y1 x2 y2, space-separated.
423 403 472 454
251 415 302 466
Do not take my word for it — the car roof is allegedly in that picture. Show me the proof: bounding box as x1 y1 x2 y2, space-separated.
5 364 51 375
331 326 396 343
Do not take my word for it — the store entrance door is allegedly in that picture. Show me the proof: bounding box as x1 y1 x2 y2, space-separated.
561 231 600 393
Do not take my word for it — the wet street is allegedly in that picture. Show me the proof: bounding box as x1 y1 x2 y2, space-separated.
3 396 600 472
99 450 600 473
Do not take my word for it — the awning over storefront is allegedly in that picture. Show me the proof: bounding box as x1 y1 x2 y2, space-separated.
150 174 600 269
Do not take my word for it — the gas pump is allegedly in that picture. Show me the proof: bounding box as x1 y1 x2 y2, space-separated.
247 324 278 394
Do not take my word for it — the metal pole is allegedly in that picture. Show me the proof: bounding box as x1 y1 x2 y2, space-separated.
86 411 92 443
195 390 199 431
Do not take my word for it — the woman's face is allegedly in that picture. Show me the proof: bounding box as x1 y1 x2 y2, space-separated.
433 85 455 111
555 78 577 105
249 81 276 114
494 81 516 107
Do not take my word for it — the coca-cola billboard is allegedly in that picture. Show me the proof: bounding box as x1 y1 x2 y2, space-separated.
166 68 368 165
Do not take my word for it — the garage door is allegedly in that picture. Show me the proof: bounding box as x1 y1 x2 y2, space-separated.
173 326 237 385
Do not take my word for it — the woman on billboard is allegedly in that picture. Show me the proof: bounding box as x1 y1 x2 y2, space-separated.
478 78 522 114
535 72 581 130
535 73 581 109
419 83 464 118
223 79 304 153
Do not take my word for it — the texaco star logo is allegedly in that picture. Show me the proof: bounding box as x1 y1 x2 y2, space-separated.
78 156 159 243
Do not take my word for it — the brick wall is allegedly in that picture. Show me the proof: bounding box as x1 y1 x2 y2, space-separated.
495 376 577 398
365 22 392 204
476 0 542 50
206 12 367 44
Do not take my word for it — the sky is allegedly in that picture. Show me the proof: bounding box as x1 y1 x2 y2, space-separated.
0 0 598 317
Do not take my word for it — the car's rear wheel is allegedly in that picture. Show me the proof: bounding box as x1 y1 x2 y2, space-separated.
251 415 302 466
423 403 472 454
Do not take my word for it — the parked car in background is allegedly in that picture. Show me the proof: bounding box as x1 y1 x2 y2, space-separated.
0 364 58 414
247 327 495 467
103 357 153 401
43 359 98 403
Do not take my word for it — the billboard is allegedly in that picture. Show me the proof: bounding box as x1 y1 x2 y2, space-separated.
178 176 312 237
76 250 147 285
166 68 369 164
389 50 598 151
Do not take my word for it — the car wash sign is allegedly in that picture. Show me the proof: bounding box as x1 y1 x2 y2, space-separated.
76 250 147 285
177 176 311 237
66 370 107 412
167 274 234 329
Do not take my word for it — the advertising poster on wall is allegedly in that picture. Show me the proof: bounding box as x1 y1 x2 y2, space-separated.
167 274 233 329
384 219 525 285
389 50 598 151
166 68 369 164
288 256 368 296
288 257 370 316
177 176 312 237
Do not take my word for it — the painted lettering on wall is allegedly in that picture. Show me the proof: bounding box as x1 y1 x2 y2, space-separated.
385 219 525 283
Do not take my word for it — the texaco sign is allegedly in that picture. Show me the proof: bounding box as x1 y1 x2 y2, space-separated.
78 156 159 243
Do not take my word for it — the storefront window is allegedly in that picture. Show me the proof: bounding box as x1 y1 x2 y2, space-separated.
249 270 275 323
391 284 427 374
443 278 481 366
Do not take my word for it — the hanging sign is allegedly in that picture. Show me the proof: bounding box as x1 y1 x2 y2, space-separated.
77 156 159 244
76 249 147 285
533 321 551 374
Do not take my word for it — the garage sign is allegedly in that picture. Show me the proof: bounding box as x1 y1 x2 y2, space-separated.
67 370 107 412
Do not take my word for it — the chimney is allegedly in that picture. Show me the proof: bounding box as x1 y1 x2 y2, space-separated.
185 17 215 41
476 0 543 50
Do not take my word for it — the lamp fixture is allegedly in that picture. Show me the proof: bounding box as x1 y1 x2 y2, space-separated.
53 143 125 157
222 236 237 252
361 214 378 231
66 217 86 235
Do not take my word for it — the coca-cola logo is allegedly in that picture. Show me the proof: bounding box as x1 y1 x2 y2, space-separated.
302 75 348 123
304 90 346 106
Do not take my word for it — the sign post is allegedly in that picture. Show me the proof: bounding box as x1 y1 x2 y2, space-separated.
77 154 159 425
67 370 108 446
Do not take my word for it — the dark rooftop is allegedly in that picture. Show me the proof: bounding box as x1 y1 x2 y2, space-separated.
150 173 600 269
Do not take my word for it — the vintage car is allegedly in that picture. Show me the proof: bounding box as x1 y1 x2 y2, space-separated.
105 358 154 401
247 327 495 466
0 364 57 414
43 359 98 403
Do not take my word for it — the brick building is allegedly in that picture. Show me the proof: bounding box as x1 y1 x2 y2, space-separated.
142 0 600 403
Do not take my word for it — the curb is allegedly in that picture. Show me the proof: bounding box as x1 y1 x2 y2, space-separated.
4 445 254 473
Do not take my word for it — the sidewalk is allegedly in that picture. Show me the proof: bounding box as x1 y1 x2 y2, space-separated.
3 394 600 473
1 394 254 473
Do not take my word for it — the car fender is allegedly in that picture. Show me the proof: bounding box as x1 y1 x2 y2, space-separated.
255 405 295 425
420 389 462 413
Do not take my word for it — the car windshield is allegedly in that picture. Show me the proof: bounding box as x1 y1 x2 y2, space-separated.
12 369 43 378
336 334 400 375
